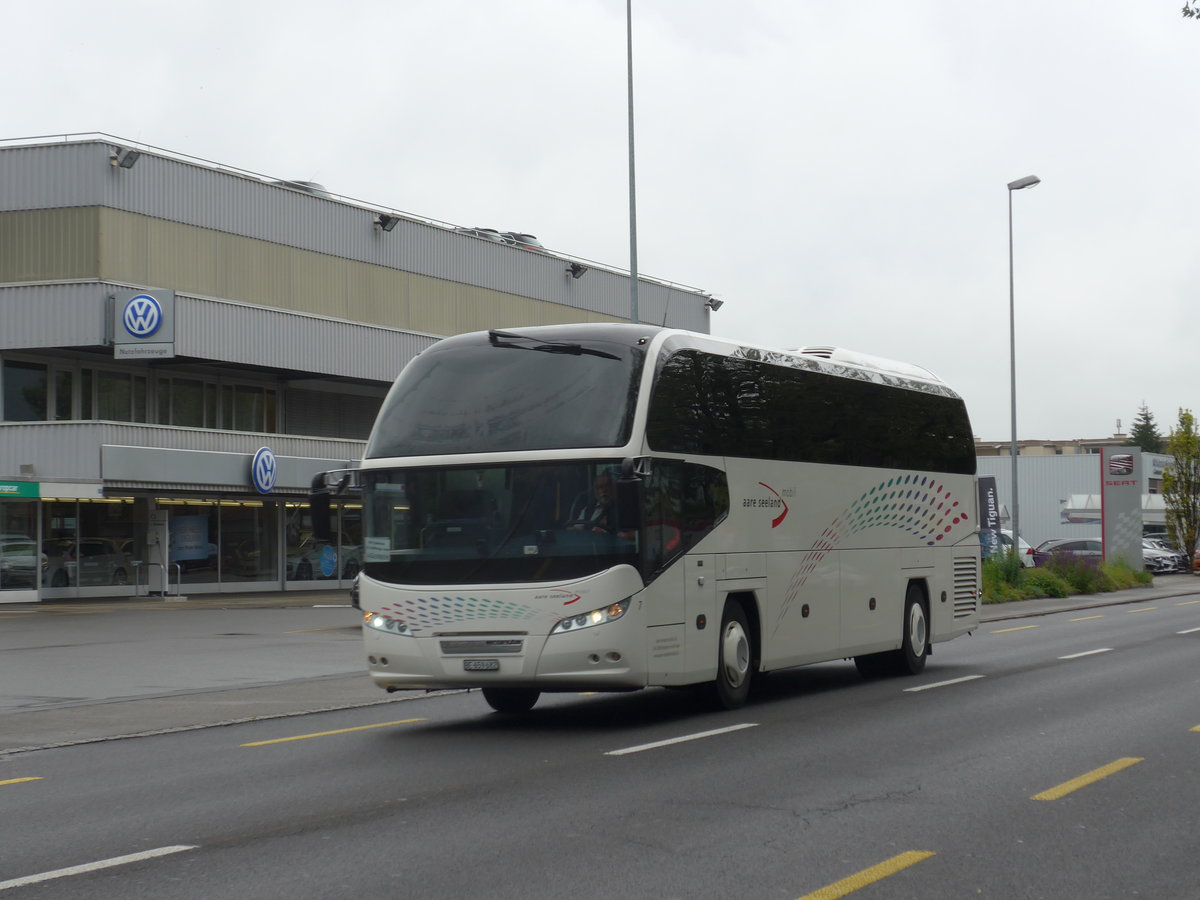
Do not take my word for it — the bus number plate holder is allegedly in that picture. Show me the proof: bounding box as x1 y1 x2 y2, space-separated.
463 659 500 672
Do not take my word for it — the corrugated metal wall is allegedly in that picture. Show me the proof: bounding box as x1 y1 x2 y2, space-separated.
0 139 712 333
977 455 1102 548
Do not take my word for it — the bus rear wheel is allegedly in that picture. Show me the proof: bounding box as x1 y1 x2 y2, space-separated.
854 583 928 678
710 600 753 710
481 687 540 714
896 584 929 675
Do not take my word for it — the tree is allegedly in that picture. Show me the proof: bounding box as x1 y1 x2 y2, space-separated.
1162 409 1200 564
1125 404 1164 453
1186 1 1200 18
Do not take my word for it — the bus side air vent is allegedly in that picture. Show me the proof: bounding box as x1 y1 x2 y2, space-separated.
952 556 979 618
796 346 836 358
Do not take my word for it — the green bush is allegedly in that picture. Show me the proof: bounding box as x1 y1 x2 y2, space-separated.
981 552 1151 603
1019 567 1072 598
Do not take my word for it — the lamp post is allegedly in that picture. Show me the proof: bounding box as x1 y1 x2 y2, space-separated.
1007 174 1040 559
626 0 639 324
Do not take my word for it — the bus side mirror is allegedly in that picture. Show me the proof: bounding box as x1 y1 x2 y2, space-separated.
310 473 333 542
616 458 642 533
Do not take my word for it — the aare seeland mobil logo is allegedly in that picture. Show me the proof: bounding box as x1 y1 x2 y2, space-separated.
122 294 164 338
743 481 790 528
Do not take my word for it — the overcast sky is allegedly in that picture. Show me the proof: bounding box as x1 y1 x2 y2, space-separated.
5 1 1196 442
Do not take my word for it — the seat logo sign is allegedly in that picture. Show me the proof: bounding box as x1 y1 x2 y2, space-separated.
251 447 278 494
122 294 163 338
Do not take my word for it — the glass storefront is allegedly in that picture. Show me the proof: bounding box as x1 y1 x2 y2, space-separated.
24 494 356 599
0 498 39 596
284 501 361 584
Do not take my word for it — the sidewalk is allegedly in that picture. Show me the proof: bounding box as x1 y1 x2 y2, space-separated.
980 571 1199 622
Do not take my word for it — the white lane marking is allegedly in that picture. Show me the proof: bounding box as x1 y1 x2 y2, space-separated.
902 675 985 693
605 723 758 756
0 845 198 892
1177 626 1200 635
1059 648 1113 660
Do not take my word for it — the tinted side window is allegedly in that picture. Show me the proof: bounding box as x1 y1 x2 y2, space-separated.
647 350 975 474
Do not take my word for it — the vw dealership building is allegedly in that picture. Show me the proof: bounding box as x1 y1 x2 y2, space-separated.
0 134 714 602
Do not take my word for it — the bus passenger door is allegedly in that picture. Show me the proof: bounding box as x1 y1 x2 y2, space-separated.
684 554 719 680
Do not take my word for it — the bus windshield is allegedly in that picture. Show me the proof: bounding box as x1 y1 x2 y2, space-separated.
364 327 652 458
360 457 730 586
361 461 640 585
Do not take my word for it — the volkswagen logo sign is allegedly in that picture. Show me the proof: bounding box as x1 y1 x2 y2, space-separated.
251 447 278 495
122 294 164 339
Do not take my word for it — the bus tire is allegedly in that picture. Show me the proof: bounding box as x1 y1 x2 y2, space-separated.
482 687 540 714
895 583 929 675
710 600 753 710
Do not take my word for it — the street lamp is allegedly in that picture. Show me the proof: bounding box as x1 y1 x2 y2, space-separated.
1007 174 1040 559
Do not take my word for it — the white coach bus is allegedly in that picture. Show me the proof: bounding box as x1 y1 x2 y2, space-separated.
312 324 981 713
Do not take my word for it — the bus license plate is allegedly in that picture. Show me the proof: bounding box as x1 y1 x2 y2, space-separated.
463 659 500 672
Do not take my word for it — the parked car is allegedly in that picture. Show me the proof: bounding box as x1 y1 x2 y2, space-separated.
1032 538 1102 567
42 538 132 587
1141 539 1188 574
287 535 361 580
981 529 1035 566
0 538 44 588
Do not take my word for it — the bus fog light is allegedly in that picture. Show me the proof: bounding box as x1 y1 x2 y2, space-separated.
365 612 413 637
606 651 622 662
551 598 631 635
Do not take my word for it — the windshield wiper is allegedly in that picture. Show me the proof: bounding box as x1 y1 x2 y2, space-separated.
487 330 621 360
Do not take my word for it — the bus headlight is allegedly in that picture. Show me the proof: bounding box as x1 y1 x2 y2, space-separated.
364 612 413 637
550 598 631 635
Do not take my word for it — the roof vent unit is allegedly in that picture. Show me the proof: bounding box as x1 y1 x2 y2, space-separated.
273 180 331 198
795 345 940 383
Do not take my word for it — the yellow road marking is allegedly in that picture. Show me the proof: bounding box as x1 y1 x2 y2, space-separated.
1190 725 1200 733
1069 615 1104 622
0 777 43 787
795 851 935 900
1032 757 1143 801
990 624 1040 634
1176 599 1200 606
241 718 426 746
1126 607 1157 614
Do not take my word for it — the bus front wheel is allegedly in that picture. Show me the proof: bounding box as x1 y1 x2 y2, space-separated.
482 687 540 714
710 601 753 710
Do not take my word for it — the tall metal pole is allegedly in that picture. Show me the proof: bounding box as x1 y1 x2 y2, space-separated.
1006 174 1040 559
1008 187 1019 558
626 0 639 324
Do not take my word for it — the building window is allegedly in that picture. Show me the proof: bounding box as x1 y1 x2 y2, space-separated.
2 361 48 421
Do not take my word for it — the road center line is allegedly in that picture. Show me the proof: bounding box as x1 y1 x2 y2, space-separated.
1126 607 1157 614
990 624 1040 634
241 718 426 747
1175 599 1200 607
903 675 985 693
1177 626 1200 635
1032 757 1143 801
794 850 936 900
1059 648 1113 660
605 723 758 756
1069 615 1104 622
0 777 42 788
0 845 198 892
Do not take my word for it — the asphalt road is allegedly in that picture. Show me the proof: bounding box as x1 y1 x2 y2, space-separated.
1 577 1199 898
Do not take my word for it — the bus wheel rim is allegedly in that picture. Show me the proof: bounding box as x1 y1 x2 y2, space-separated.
722 620 750 688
